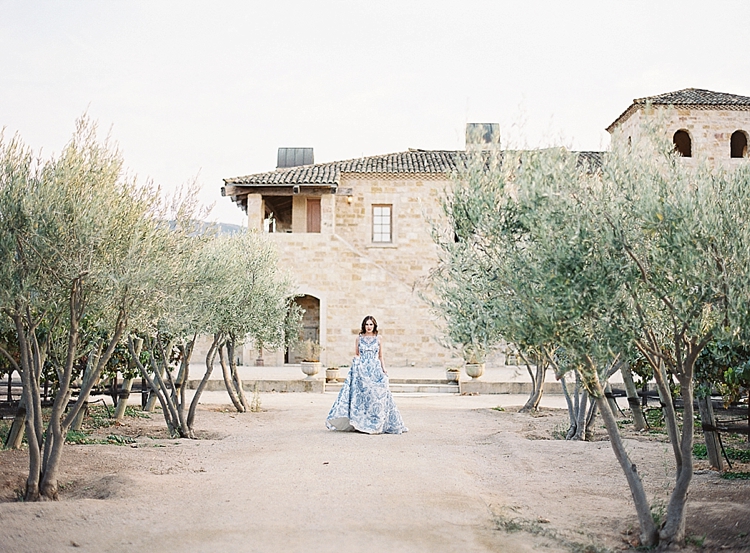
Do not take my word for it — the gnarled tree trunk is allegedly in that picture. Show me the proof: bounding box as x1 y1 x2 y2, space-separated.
187 333 221 432
130 334 184 437
620 363 647 431
219 336 249 413
518 350 545 413
587 359 658 547
39 296 126 500
114 336 144 421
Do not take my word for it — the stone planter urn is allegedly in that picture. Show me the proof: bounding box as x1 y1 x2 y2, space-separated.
300 361 321 379
325 367 340 383
465 363 485 380
445 369 460 383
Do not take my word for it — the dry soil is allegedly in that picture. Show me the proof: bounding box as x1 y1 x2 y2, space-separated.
1 393 749 553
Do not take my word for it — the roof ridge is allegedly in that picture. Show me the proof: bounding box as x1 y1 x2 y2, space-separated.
633 88 750 105
224 148 607 187
224 150 466 185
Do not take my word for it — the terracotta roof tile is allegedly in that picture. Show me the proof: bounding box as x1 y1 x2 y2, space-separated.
575 151 603 170
224 149 601 187
224 150 462 186
633 88 750 106
224 161 340 186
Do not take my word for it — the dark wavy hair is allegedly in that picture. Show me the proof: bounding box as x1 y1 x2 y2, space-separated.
360 315 378 335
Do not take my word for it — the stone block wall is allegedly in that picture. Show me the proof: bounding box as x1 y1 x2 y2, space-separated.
614 106 750 165
257 172 458 370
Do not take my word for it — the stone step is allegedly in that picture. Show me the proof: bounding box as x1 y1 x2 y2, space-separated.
325 381 460 394
388 379 453 385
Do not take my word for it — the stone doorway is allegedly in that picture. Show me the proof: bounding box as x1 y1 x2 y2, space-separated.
286 295 320 363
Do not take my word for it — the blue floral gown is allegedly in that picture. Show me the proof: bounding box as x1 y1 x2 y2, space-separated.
326 335 408 434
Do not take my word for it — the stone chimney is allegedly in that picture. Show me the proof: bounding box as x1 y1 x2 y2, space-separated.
465 123 500 151
277 147 314 169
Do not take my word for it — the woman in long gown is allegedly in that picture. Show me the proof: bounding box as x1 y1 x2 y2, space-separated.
326 316 408 434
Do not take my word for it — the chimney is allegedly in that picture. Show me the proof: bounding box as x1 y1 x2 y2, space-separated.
465 123 500 151
277 147 314 169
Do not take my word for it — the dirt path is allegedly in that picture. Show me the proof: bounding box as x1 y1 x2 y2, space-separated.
1 393 749 552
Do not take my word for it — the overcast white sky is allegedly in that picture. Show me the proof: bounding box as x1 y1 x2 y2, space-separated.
2 1 749 225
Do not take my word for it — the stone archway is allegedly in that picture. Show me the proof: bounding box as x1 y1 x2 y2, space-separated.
286 295 321 363
731 130 748 158
673 129 692 157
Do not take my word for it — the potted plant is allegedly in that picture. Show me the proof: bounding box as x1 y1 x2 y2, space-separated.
445 366 460 382
463 344 486 379
325 364 340 383
300 339 322 378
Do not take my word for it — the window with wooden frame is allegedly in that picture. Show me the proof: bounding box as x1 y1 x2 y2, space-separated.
372 204 392 243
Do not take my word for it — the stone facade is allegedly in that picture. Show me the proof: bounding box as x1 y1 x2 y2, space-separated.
607 88 750 165
223 88 750 370
241 172 455 369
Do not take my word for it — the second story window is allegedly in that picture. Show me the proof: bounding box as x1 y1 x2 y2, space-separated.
372 205 392 243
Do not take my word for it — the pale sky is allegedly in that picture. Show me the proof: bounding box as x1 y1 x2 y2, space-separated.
2 1 749 226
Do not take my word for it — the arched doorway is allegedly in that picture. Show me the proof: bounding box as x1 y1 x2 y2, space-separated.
286 295 320 363
731 130 748 158
673 129 692 157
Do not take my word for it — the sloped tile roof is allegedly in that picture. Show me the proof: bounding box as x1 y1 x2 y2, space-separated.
339 150 461 174
224 150 462 186
607 88 750 132
224 161 340 186
576 151 603 170
224 149 602 188
634 88 750 107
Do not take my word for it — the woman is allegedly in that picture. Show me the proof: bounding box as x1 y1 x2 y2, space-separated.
326 316 408 434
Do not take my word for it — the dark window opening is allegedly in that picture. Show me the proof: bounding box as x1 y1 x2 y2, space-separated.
263 196 293 233
731 130 748 158
673 130 692 157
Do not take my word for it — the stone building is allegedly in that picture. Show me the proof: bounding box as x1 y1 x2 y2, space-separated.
222 88 750 370
607 88 750 162
222 148 462 369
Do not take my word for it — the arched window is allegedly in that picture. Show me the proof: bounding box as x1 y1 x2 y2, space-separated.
673 130 692 157
731 130 748 158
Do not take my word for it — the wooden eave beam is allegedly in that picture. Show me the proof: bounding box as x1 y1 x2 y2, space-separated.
222 185 337 197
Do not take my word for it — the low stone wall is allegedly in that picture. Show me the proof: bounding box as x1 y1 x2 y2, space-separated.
460 381 563 395
187 379 325 393
187 377 571 395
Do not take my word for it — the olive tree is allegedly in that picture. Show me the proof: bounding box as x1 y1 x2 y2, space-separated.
128 224 300 436
430 150 554 411
0 119 161 500
594 130 750 546
431 147 624 417
211 231 300 413
432 124 750 547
